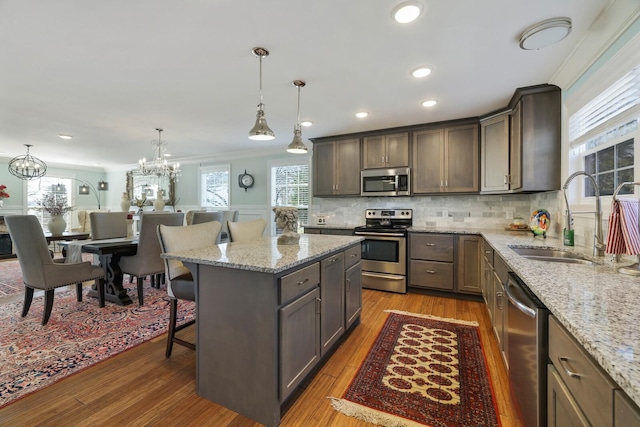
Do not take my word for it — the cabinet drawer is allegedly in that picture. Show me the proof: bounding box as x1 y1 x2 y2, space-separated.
279 262 320 304
410 234 454 262
344 244 361 270
549 316 616 427
410 260 454 290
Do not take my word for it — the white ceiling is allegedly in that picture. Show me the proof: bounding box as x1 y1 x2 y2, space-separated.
0 0 610 169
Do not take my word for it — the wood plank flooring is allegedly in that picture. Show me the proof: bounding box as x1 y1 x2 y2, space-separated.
0 289 522 426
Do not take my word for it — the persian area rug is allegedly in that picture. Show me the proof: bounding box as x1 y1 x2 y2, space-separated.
330 310 500 427
0 281 195 408
0 259 25 298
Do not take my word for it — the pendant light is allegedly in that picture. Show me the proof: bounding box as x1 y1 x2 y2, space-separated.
248 47 275 141
8 144 47 180
287 80 309 154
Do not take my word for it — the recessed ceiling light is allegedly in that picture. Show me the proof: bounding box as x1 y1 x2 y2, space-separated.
391 1 423 24
301 121 313 127
411 67 432 78
356 112 369 118
421 99 438 107
519 17 572 50
58 134 73 140
164 153 172 157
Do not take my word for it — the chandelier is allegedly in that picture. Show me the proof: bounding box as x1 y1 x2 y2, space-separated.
138 128 181 180
8 144 47 180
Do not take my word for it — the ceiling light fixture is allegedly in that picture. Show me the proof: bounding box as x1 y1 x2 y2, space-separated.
391 1 423 24
287 80 309 154
300 121 313 127
138 128 182 181
248 47 275 141
519 17 572 50
58 134 73 140
421 99 438 107
8 144 47 180
356 112 369 118
411 66 432 78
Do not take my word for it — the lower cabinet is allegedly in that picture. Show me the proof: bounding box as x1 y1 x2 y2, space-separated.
344 245 362 330
408 233 481 296
320 252 345 356
547 364 590 426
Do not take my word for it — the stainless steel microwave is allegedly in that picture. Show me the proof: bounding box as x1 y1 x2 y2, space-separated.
361 167 411 196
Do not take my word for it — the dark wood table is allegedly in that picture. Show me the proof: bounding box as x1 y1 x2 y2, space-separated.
45 231 90 243
67 239 138 306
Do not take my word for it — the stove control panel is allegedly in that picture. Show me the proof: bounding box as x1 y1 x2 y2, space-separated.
365 209 412 219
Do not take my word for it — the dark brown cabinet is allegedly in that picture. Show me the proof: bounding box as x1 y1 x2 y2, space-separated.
320 252 345 356
313 138 361 196
457 235 482 295
362 132 409 169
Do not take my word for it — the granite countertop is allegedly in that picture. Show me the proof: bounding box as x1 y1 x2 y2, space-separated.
162 234 363 274
412 226 640 408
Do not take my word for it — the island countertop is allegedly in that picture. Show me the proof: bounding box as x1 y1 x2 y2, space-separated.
162 234 363 274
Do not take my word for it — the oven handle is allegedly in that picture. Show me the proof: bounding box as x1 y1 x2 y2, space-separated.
362 272 406 280
355 232 406 237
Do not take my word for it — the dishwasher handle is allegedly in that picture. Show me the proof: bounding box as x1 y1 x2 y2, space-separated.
505 276 536 318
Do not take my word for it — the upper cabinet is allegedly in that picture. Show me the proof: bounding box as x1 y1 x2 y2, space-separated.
480 84 561 194
362 132 409 169
313 138 361 196
412 123 479 194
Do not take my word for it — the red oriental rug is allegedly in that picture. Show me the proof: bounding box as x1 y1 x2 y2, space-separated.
330 310 500 427
0 259 26 298
0 281 195 408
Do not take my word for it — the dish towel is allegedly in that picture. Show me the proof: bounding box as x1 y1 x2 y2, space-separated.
606 199 640 255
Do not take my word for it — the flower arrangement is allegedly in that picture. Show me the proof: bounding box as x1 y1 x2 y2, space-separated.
39 194 74 216
0 185 9 199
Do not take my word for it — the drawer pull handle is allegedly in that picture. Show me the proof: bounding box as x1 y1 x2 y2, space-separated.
485 250 491 254
425 269 436 274
330 258 337 263
297 278 309 286
350 253 357 257
425 243 436 246
558 356 581 379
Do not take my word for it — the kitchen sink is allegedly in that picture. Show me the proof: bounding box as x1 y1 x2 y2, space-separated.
510 247 594 265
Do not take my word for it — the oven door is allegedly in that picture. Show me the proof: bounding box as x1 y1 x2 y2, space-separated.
356 233 406 276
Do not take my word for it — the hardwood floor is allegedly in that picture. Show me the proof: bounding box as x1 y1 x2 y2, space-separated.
0 289 521 426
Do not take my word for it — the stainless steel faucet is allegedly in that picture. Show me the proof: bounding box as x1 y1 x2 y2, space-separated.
562 171 605 256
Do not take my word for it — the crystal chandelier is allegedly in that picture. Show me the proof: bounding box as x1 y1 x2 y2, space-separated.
8 144 47 180
138 128 181 180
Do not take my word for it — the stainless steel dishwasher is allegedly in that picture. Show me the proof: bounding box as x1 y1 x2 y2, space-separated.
505 272 549 427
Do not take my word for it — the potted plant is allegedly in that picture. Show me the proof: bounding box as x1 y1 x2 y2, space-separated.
40 194 74 235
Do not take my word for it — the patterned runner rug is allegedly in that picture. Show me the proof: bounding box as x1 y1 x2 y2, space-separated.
0 281 194 408
330 310 500 427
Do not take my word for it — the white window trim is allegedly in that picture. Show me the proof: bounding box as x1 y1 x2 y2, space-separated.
199 163 231 208
268 155 312 234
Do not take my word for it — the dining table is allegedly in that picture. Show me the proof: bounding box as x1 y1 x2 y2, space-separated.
64 238 138 306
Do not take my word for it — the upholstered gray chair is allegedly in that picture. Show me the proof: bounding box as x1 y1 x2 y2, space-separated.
220 210 239 243
185 209 206 225
119 212 184 305
228 218 267 242
5 215 105 325
90 212 128 240
157 220 221 357
192 211 224 243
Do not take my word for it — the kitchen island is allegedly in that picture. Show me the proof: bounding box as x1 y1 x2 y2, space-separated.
162 234 363 427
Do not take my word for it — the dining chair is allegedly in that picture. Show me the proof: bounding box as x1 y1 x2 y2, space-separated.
228 218 267 242
5 215 105 325
119 212 184 305
185 209 206 225
90 212 128 240
192 211 224 243
157 220 221 357
220 210 239 243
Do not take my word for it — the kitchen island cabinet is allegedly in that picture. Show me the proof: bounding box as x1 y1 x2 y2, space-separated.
162 234 363 427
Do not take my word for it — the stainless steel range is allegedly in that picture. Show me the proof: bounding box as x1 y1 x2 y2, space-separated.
354 208 412 294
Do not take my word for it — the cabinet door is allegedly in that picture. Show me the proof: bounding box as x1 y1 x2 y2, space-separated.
445 124 479 192
457 235 481 295
363 135 386 169
279 287 320 401
492 270 504 351
481 114 510 192
484 257 494 322
335 138 361 195
614 390 640 427
385 132 409 167
345 263 362 329
313 141 336 196
509 101 522 191
320 253 345 356
547 364 590 427
412 129 444 193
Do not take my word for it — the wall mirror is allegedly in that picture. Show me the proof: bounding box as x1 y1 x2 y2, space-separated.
126 171 176 206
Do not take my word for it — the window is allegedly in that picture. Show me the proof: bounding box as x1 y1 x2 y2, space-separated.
270 158 311 233
200 165 230 208
584 138 634 196
27 176 74 230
